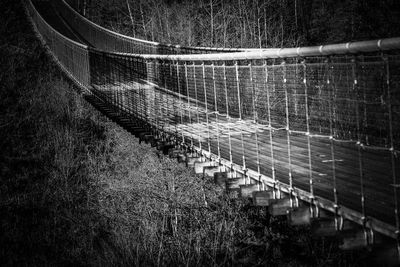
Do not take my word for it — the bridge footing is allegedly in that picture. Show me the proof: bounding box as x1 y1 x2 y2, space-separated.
203 165 223 178
194 161 218 174
288 206 312 226
157 142 175 155
186 156 203 168
269 198 294 216
252 191 275 207
239 184 259 199
339 228 374 251
168 148 183 158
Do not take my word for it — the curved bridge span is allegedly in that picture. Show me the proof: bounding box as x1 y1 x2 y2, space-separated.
25 0 400 255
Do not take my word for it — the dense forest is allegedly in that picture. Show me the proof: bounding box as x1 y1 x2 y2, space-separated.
69 0 400 48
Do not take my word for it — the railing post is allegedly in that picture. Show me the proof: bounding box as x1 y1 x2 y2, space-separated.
282 59 294 195
134 59 140 118
352 56 368 231
302 59 315 208
202 61 211 155
129 57 135 114
159 60 167 141
326 57 341 227
86 48 91 88
117 55 122 110
170 60 178 143
161 60 168 139
111 55 117 108
264 59 277 197
211 62 221 159
223 62 233 166
176 60 185 147
384 55 400 260
249 61 261 187
138 59 144 123
193 62 202 151
360 55 369 146
184 62 194 149
235 61 247 183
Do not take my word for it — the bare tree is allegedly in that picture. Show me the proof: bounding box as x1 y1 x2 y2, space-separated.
125 0 136 36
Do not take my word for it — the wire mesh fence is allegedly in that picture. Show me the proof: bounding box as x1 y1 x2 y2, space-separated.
26 0 90 88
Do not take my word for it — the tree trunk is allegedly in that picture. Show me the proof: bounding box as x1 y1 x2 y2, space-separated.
83 0 87 16
210 0 214 46
139 1 147 39
126 0 136 37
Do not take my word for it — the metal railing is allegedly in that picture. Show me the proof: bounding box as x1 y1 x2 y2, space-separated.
26 0 400 247
25 0 90 88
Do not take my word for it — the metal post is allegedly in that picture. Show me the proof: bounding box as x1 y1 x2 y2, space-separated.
162 60 169 139
134 59 140 119
223 62 233 165
352 57 367 227
235 61 247 182
384 55 400 261
170 61 178 143
327 57 340 225
264 59 277 197
249 62 262 187
283 60 293 192
193 62 202 151
112 55 118 108
212 62 221 159
302 59 314 201
117 56 122 110
153 59 160 137
361 55 369 146
184 62 194 149
202 62 211 155
106 53 112 106
176 61 184 147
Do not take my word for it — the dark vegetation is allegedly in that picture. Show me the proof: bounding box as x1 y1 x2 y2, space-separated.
0 0 392 266
71 0 400 48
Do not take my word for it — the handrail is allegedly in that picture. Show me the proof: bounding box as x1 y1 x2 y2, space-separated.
56 0 400 58
105 37 400 61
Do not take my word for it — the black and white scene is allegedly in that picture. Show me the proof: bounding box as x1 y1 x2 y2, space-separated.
1 0 400 266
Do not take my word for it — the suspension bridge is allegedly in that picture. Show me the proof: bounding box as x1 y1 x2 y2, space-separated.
25 0 400 260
